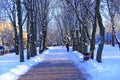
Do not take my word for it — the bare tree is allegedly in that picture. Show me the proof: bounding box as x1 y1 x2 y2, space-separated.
65 0 92 54
106 0 120 48
16 0 24 62
96 0 105 62
1 0 19 55
35 0 51 52
23 0 31 59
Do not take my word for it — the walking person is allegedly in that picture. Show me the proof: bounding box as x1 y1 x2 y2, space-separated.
66 42 69 52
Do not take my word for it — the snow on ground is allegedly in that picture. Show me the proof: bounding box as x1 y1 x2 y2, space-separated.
0 49 50 80
71 45 120 80
0 45 120 80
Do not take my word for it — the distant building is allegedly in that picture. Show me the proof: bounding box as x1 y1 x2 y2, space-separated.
0 21 27 48
23 31 27 48
0 21 14 46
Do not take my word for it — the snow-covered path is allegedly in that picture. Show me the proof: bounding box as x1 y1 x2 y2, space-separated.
0 46 91 80
18 46 91 80
0 45 120 80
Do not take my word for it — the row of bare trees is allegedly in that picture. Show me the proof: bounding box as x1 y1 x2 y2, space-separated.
0 0 120 62
21 0 50 62
0 0 50 62
54 0 120 62
53 0 104 62
106 0 120 48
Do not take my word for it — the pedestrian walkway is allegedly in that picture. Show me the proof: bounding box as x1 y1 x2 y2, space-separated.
18 47 90 80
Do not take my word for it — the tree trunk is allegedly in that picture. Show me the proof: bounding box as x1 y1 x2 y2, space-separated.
27 8 30 59
34 0 37 56
71 30 75 51
112 32 115 46
16 0 24 62
12 3 19 55
90 10 97 59
42 26 47 51
14 33 19 55
111 20 115 46
96 0 105 63
30 0 36 57
13 20 19 55
76 29 79 51
39 38 43 53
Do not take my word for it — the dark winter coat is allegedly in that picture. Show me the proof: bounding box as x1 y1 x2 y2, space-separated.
66 43 69 52
66 43 69 48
